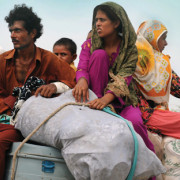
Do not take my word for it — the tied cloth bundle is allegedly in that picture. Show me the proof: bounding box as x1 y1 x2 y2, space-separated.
10 76 45 125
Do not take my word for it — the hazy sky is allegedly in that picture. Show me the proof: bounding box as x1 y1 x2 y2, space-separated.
0 0 180 72
0 0 180 107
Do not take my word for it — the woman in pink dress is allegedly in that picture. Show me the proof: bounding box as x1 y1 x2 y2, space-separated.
72 2 154 152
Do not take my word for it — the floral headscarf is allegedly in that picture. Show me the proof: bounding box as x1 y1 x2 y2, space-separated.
137 20 167 51
91 1 138 106
134 20 172 109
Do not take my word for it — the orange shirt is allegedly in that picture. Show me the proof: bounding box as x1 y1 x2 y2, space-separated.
0 46 76 115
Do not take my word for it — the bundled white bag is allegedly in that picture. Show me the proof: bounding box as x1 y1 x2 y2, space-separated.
15 90 165 180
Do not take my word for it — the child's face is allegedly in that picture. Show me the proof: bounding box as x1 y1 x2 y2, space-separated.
53 45 75 64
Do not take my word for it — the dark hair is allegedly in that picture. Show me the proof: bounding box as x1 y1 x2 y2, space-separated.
53 38 77 55
93 5 122 33
5 4 43 42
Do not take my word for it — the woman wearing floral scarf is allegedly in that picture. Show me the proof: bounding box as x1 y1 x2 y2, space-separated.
134 20 180 138
72 2 154 152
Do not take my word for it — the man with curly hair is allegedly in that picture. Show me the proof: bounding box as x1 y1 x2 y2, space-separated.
0 4 75 179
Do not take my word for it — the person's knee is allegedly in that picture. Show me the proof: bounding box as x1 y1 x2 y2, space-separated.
91 49 109 63
92 49 107 57
126 110 141 121
122 107 143 127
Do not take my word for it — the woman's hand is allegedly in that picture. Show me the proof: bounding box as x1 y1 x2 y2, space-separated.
72 77 89 102
88 93 115 110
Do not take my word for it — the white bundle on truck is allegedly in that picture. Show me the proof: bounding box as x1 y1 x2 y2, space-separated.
15 90 165 180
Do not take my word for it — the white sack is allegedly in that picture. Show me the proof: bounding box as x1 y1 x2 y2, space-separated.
15 90 165 180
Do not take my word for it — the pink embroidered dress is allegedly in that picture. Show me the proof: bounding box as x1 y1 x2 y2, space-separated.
76 38 155 151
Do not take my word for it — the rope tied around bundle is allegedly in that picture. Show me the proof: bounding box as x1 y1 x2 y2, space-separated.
11 102 138 180
11 102 89 180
